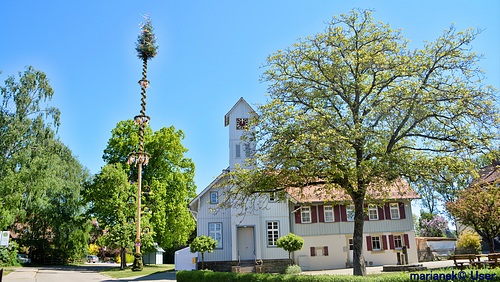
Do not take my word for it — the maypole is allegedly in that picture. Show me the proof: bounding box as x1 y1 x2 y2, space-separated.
128 15 158 272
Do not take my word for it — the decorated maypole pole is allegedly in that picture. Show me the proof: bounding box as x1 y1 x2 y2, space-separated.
128 15 158 272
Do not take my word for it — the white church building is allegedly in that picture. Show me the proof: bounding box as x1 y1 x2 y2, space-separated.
188 97 420 272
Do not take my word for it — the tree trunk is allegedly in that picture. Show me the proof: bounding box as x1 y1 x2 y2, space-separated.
352 195 366 276
120 248 127 270
201 253 204 270
486 237 495 253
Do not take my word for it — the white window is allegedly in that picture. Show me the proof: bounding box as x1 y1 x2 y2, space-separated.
372 236 381 251
235 144 241 158
301 206 311 223
346 205 355 221
394 235 402 249
390 203 400 219
348 238 354 251
368 204 378 220
267 221 279 246
209 223 222 248
324 206 334 222
210 192 218 204
269 192 276 202
244 143 250 157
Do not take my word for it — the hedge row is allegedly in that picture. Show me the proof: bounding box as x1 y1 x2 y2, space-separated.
176 268 500 282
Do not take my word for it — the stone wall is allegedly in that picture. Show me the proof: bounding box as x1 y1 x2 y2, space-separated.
198 259 293 273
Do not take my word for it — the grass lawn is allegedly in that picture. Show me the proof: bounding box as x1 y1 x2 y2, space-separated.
99 264 175 279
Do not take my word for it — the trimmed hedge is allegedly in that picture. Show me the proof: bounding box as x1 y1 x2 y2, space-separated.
176 268 500 281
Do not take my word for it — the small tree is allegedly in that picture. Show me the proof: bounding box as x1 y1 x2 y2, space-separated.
190 236 217 269
447 182 500 253
456 228 482 254
419 214 448 237
276 233 304 264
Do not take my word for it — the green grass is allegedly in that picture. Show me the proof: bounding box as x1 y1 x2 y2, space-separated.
99 264 175 279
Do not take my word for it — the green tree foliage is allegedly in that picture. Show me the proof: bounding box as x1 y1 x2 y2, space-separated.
0 67 90 264
276 233 304 262
446 180 500 253
220 10 499 276
102 120 196 250
190 235 217 269
84 163 154 270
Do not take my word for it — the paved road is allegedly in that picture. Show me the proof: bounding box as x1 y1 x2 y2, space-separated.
3 264 177 282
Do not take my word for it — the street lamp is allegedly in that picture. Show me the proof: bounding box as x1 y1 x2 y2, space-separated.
127 15 158 272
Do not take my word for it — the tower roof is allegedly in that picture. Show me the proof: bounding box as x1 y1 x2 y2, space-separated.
224 97 259 127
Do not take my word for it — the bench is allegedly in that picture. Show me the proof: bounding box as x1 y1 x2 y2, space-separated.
451 254 477 270
481 253 500 269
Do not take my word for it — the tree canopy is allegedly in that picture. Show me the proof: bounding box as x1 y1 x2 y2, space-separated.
0 67 90 263
102 120 196 250
221 10 499 276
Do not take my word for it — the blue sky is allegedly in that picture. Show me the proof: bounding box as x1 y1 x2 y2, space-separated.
1 1 499 196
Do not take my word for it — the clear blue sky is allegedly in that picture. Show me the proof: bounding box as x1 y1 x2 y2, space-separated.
1 1 499 195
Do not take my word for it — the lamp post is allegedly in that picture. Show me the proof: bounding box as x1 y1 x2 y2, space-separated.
128 15 158 272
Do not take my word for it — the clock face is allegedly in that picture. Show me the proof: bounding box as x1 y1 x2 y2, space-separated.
236 118 248 130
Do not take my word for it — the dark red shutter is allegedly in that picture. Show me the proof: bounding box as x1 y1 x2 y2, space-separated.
378 206 385 220
311 206 318 223
389 235 395 250
385 203 391 220
318 205 324 223
399 202 406 219
334 205 341 222
366 236 372 251
295 206 301 224
382 235 388 250
404 234 410 249
310 247 316 256
340 205 347 222
324 246 329 256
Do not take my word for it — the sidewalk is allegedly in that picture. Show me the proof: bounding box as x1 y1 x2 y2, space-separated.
301 260 455 275
2 267 38 281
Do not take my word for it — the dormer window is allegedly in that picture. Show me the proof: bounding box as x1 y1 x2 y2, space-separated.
210 192 218 204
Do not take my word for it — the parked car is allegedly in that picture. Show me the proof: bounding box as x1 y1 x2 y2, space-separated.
87 255 98 263
17 254 31 264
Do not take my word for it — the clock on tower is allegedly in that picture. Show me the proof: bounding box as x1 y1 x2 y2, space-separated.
236 118 248 130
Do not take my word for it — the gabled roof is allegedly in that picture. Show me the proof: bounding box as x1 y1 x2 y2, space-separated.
469 161 500 187
188 169 228 209
286 177 420 203
224 97 259 127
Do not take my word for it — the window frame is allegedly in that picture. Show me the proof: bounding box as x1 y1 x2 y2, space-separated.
301 206 312 223
324 205 334 222
208 222 223 249
371 236 381 251
390 203 400 219
346 205 355 221
235 144 241 158
266 221 280 247
210 191 218 204
268 192 277 202
368 204 379 220
394 235 403 249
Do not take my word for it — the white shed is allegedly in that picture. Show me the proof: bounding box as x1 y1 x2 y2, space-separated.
143 243 165 265
175 247 197 271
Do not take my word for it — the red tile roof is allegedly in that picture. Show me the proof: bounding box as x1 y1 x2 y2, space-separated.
286 177 420 203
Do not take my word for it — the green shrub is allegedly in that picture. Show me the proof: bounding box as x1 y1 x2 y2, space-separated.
280 264 302 274
0 241 19 267
456 228 482 254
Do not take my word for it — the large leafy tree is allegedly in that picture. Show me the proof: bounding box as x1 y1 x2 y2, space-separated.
222 10 498 276
84 163 153 270
102 120 196 250
0 67 90 263
447 176 500 253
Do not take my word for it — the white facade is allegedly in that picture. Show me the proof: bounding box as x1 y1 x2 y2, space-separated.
188 97 419 270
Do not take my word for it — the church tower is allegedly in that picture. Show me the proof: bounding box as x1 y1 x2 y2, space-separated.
224 97 258 171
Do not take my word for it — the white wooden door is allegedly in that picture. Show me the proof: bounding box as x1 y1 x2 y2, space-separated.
237 227 254 260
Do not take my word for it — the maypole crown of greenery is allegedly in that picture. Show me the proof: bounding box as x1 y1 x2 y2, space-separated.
135 15 158 60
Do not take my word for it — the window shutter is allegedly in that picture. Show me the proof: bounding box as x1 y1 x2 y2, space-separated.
318 205 324 223
382 235 388 250
324 246 329 256
385 203 391 220
378 206 385 220
364 206 369 221
310 247 316 257
340 205 347 222
366 236 373 251
334 205 341 222
311 206 318 223
389 235 395 250
399 202 406 219
404 234 410 249
295 206 301 224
